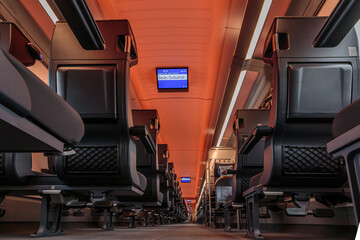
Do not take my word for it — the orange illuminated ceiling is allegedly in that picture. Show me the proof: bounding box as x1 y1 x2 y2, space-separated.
84 0 245 198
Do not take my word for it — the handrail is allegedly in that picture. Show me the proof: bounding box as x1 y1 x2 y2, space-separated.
54 0 104 50
313 0 360 47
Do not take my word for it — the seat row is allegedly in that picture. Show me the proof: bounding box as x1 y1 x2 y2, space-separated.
0 20 187 237
232 17 359 239
195 147 235 228
197 17 360 239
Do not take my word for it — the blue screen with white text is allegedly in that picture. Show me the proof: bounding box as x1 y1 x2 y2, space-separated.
157 68 188 89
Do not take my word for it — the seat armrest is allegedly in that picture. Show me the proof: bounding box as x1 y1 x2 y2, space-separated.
221 169 236 175
214 175 233 186
158 169 169 179
156 169 170 180
239 125 272 154
327 124 360 153
130 125 156 153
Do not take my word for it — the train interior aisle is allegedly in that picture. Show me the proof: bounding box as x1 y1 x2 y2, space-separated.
0 0 360 239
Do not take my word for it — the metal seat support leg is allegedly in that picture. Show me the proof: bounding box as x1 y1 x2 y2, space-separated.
245 192 263 240
103 208 113 231
30 195 64 238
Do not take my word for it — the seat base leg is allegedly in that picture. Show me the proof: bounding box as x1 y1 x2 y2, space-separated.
151 211 156 226
102 208 113 231
245 192 263 240
30 195 64 238
144 216 148 227
129 215 136 228
156 214 160 225
224 206 231 232
0 194 6 218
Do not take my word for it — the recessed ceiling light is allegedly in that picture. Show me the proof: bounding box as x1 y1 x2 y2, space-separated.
38 0 58 23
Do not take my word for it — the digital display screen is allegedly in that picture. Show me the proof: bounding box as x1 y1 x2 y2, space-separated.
181 177 191 183
157 68 188 89
186 200 192 203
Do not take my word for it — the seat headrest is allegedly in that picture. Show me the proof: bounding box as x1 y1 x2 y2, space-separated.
51 20 138 67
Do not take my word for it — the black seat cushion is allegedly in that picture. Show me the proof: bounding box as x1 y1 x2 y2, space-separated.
1 48 84 145
0 49 31 117
332 98 360 138
137 172 147 191
250 173 262 187
158 192 164 203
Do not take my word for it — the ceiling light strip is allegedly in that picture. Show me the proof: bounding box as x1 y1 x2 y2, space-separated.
199 179 206 199
216 70 247 146
39 0 58 23
195 179 207 210
216 0 272 147
245 0 273 59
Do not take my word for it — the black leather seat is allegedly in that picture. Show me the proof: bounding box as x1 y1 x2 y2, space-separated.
110 109 163 228
205 146 235 229
230 110 269 203
133 110 163 205
223 110 269 231
328 98 360 224
0 22 84 237
118 110 163 206
137 144 171 226
153 144 173 224
178 194 188 221
168 162 176 214
47 20 158 232
0 22 84 185
174 178 188 222
156 144 172 210
49 20 151 192
331 98 360 138
242 17 359 239
0 22 84 152
171 172 185 221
